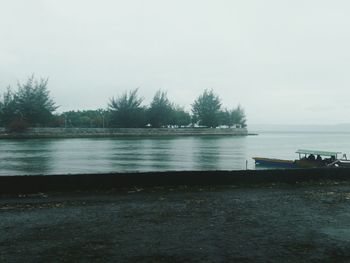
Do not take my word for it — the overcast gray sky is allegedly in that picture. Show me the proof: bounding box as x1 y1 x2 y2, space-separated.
1 0 349 125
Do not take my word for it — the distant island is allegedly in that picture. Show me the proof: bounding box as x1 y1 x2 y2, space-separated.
0 76 247 135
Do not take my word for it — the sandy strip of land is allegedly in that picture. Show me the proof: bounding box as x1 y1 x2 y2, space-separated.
1 183 350 262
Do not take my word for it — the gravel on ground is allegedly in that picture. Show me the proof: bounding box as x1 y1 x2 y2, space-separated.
1 182 350 262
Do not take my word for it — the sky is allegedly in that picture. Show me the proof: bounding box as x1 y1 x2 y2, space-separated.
0 0 350 125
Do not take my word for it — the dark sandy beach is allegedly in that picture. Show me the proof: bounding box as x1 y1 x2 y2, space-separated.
2 182 350 262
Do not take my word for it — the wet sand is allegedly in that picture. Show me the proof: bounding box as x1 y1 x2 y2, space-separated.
2 182 350 262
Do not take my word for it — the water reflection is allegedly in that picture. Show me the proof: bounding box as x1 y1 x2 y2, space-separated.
192 137 221 170
142 139 173 170
0 139 54 175
224 136 248 170
0 136 251 175
2 132 347 175
108 138 149 172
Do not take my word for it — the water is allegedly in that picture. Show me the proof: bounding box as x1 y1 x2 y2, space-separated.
0 132 350 175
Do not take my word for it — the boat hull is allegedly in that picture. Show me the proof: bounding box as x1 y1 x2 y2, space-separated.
337 160 350 168
253 157 296 168
294 159 326 168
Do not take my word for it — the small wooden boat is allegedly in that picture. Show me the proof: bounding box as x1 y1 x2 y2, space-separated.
253 149 343 169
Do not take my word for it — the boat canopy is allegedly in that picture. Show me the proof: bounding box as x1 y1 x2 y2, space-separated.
296 149 341 157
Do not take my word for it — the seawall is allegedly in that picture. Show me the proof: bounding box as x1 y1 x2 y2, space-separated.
1 168 350 195
0 127 249 139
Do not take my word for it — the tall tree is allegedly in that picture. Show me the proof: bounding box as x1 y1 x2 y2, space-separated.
218 106 247 127
170 105 191 126
0 76 57 128
14 76 58 126
230 105 246 127
108 89 146 127
218 109 232 127
148 90 173 128
0 87 16 126
192 89 222 127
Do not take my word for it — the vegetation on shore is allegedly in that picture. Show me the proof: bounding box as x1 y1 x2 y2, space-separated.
0 76 246 131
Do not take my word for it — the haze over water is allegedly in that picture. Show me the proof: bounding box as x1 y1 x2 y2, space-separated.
1 131 350 175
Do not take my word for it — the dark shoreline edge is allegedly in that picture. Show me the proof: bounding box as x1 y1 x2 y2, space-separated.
1 168 350 195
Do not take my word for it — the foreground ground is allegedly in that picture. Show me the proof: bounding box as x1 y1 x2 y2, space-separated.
1 182 350 262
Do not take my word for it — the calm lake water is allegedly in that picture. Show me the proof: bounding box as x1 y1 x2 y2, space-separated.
1 132 350 175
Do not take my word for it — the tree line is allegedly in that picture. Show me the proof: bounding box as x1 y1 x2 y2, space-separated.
0 76 246 131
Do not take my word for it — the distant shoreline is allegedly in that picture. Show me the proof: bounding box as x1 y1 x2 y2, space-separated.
0 127 253 139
